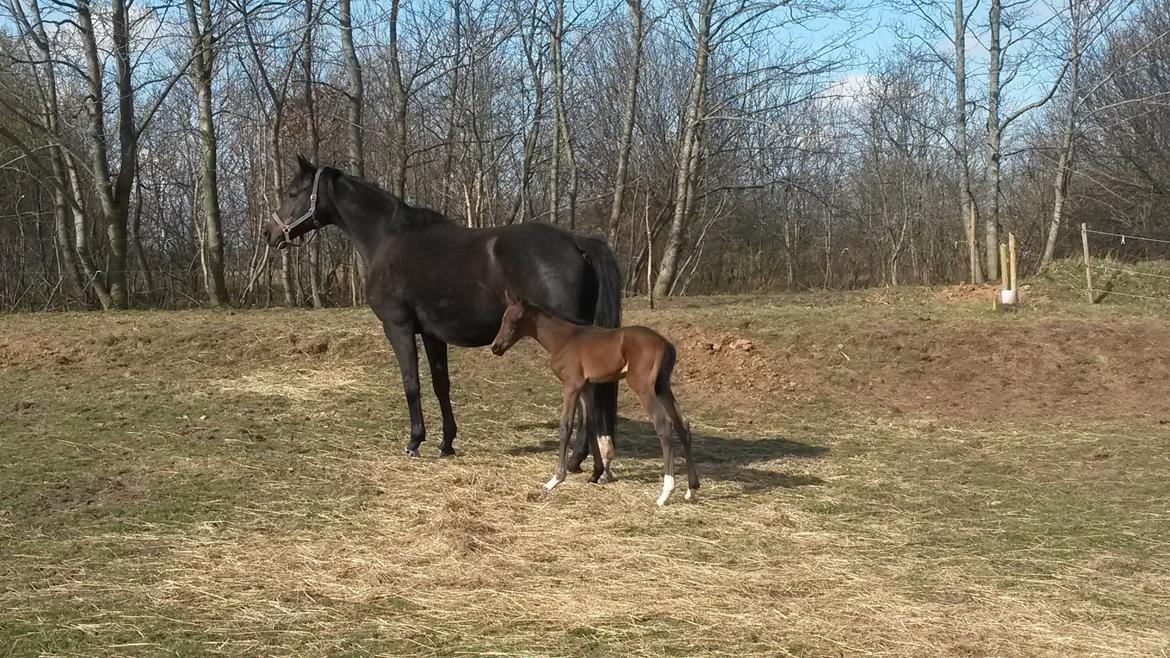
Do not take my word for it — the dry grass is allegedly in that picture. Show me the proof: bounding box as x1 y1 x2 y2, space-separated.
2 294 1170 656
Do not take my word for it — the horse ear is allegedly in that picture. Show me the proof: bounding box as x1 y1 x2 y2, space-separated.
296 154 315 173
503 289 517 306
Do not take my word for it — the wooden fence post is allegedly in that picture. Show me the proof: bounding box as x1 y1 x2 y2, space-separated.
999 243 1010 290
1008 232 1017 291
1081 223 1095 303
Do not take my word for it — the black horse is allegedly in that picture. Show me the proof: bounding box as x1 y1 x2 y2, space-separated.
264 156 620 472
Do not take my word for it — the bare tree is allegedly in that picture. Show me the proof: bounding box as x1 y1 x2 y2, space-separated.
607 0 647 245
187 0 230 306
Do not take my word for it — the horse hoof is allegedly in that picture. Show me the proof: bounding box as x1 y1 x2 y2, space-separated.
438 447 457 458
685 488 697 502
566 460 584 474
405 448 421 458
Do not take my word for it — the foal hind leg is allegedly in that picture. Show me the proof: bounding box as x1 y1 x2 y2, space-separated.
661 387 699 501
566 406 587 474
635 387 675 506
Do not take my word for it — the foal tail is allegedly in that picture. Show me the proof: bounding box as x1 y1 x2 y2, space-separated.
655 342 677 396
575 235 622 444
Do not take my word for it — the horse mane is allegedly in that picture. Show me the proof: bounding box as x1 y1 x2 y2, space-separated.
332 169 448 231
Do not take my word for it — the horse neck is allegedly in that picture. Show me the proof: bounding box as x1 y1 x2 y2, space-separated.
528 311 576 355
327 174 408 263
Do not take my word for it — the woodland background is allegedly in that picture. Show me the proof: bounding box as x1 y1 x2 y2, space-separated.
0 0 1167 310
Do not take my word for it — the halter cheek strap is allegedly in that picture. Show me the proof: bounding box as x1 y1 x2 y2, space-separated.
271 168 325 243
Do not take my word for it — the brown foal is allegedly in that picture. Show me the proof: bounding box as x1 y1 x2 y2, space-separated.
491 299 698 505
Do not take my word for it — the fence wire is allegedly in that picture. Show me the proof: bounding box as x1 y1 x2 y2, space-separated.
1085 229 1170 246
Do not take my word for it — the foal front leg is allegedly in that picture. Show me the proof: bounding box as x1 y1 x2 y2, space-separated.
545 385 581 492
383 322 426 457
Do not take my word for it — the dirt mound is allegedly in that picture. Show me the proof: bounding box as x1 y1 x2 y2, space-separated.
658 314 1170 425
0 312 387 372
3 304 1168 426
933 284 1000 305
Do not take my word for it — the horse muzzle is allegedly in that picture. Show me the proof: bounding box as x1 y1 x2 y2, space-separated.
490 342 504 356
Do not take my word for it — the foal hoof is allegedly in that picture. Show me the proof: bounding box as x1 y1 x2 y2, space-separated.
404 448 421 458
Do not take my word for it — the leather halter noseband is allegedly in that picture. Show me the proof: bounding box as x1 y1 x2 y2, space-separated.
271 168 324 245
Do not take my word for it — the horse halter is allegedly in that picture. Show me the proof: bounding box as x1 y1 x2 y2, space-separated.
271 168 324 245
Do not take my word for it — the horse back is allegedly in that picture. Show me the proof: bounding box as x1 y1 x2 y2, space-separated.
368 221 605 347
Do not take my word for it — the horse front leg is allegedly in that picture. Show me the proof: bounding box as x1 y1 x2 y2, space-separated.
383 322 426 457
545 385 581 492
421 334 457 456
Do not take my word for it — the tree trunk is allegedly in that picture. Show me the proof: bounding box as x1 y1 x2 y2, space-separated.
653 0 713 298
511 8 545 224
303 0 323 309
443 0 463 216
547 0 565 224
130 175 152 303
388 0 408 198
984 0 1002 279
51 163 84 303
109 0 136 309
269 123 295 306
954 0 983 283
15 0 86 304
63 153 110 307
339 0 367 302
1041 0 1082 271
186 0 229 307
607 0 645 245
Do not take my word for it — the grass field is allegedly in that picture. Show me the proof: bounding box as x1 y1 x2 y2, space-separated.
3 285 1170 656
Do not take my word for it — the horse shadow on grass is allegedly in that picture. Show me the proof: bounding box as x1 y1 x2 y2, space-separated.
506 416 827 494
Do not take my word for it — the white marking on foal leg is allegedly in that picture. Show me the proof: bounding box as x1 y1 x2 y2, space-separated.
544 474 563 491
656 474 675 506
685 488 697 502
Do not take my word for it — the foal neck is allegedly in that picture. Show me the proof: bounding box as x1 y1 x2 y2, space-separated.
528 310 578 354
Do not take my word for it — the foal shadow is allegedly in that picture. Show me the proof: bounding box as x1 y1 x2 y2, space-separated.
504 416 828 494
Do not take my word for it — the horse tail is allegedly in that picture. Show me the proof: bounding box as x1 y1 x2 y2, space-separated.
575 235 622 447
574 235 621 329
654 342 677 396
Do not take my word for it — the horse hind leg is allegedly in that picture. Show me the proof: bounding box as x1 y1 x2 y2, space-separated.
422 334 457 456
578 386 605 484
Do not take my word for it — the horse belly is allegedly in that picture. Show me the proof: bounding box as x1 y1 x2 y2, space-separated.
417 305 500 347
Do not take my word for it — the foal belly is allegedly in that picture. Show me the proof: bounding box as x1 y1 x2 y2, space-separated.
587 362 628 384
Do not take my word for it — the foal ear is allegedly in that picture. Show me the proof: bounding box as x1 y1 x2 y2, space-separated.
296 154 316 173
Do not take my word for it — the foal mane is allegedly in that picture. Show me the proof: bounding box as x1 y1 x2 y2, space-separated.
517 299 591 327
331 169 448 231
